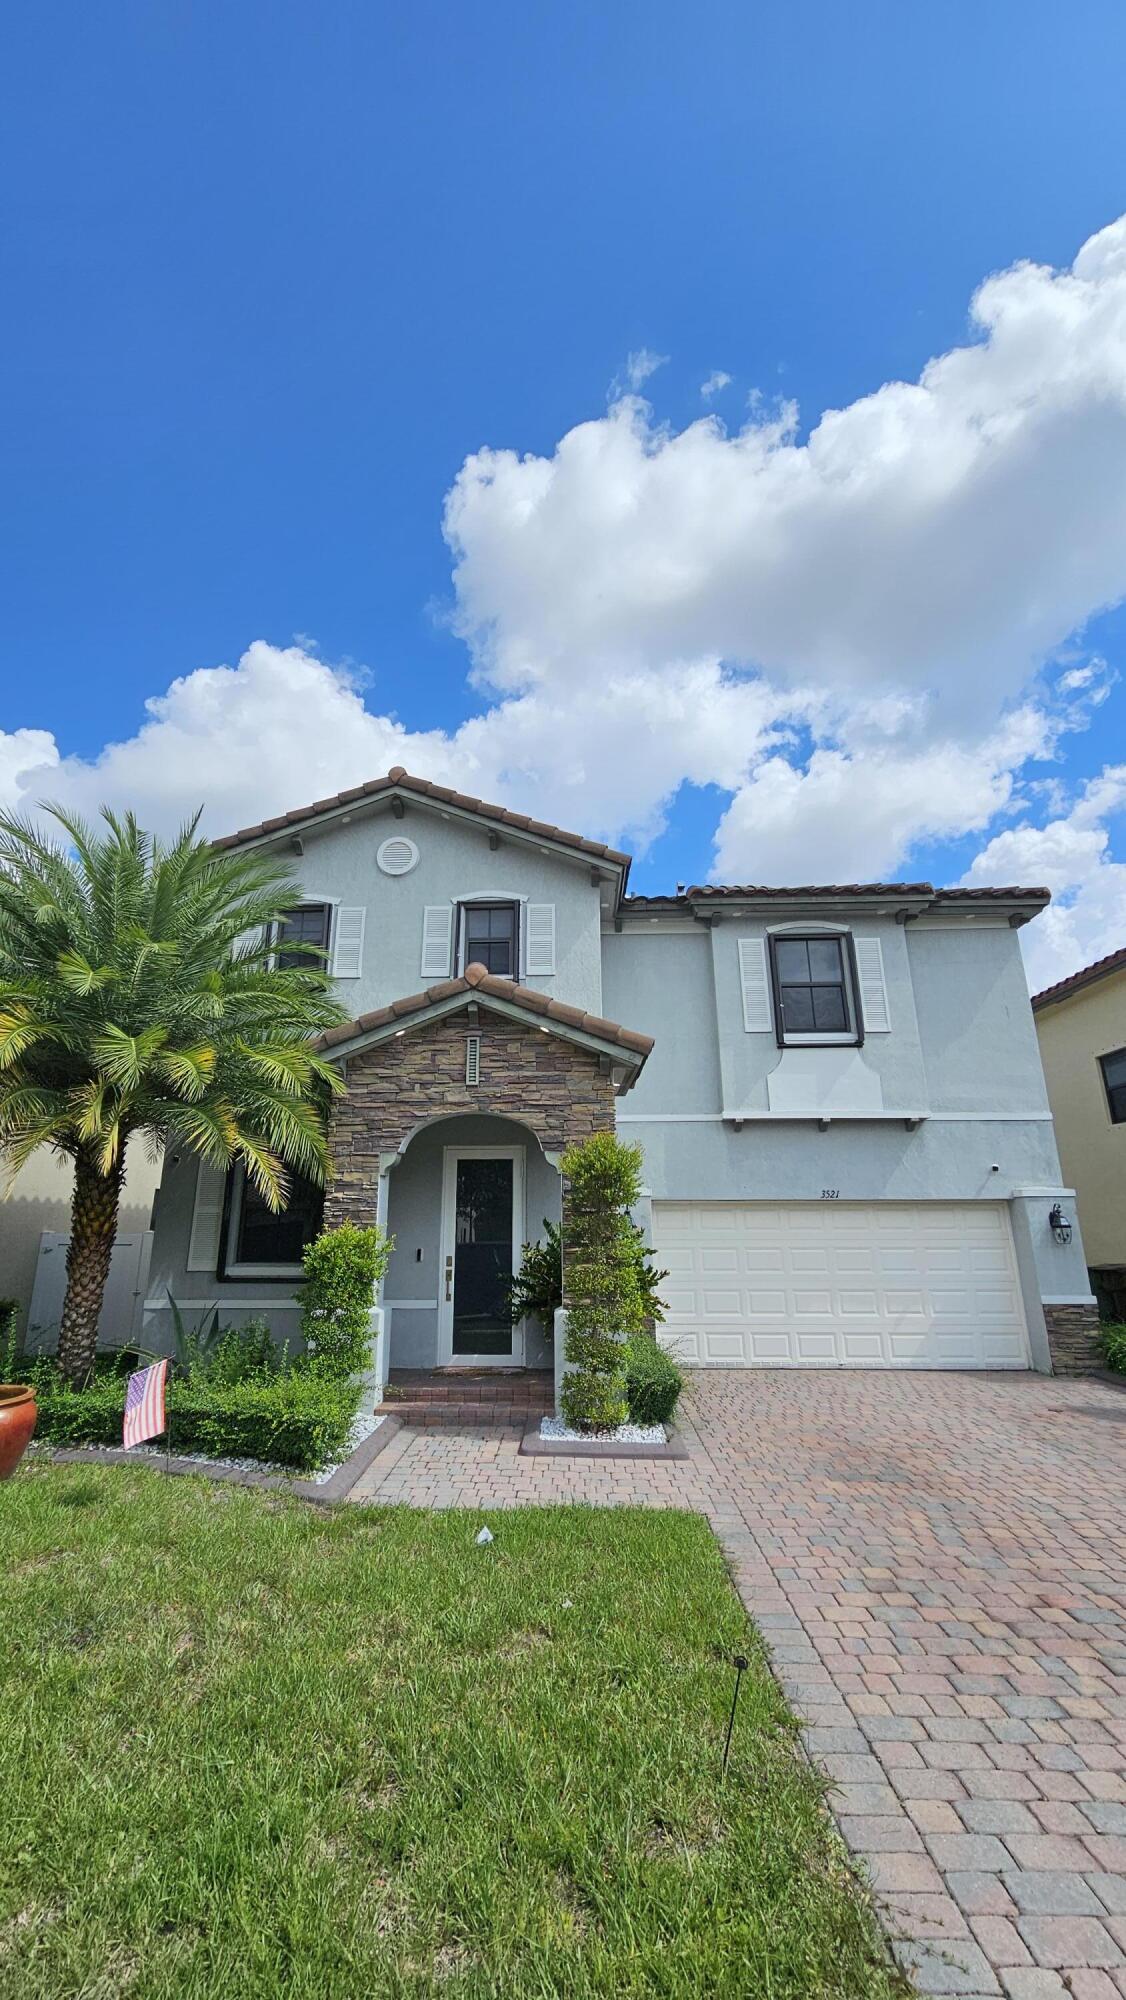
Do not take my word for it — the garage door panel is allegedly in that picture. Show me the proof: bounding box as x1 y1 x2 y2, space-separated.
839 1291 879 1315
701 1289 743 1315
699 1248 738 1272
747 1290 789 1315
841 1333 885 1361
747 1332 793 1362
651 1201 1029 1370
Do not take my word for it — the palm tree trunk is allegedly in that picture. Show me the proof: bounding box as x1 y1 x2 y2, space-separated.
57 1153 124 1388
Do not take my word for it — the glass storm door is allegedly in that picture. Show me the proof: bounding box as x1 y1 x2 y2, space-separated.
451 1155 516 1357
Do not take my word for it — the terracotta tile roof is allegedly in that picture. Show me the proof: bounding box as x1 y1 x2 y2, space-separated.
932 887 1051 904
623 884 1050 907
1031 945 1126 1011
683 882 934 898
213 767 632 872
314 960 654 1060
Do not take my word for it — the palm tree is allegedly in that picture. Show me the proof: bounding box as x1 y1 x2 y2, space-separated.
0 806 348 1387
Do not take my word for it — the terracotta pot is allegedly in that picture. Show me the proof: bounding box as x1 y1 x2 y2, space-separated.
0 1384 37 1479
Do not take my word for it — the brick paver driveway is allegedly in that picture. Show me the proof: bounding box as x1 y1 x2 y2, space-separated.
352 1370 1126 1997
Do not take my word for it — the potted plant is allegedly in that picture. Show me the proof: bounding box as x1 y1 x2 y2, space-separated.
0 1384 37 1478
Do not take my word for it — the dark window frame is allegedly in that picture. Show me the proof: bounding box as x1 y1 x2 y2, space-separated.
273 902 332 972
1099 1047 1126 1126
218 1161 324 1281
767 930 864 1048
457 899 520 980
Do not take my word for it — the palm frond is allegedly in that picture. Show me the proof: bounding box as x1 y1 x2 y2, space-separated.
55 949 116 996
90 1023 169 1091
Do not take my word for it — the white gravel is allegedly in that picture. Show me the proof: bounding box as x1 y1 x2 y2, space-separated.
539 1416 666 1445
97 1412 384 1485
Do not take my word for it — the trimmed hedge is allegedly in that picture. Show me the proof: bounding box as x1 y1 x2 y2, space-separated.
25 1367 359 1473
1101 1323 1126 1374
624 1335 684 1426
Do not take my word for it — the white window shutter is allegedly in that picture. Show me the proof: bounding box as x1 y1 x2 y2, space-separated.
186 1160 226 1272
524 903 556 977
854 935 891 1032
421 905 453 980
332 906 365 979
738 937 773 1033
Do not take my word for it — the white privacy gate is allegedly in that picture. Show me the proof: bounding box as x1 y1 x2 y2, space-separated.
26 1230 153 1354
652 1201 1030 1369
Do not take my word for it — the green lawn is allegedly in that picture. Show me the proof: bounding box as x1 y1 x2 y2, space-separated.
1 1466 904 1999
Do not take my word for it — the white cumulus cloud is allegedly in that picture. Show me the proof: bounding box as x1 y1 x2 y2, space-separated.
965 766 1126 990
700 370 733 400
4 216 1126 984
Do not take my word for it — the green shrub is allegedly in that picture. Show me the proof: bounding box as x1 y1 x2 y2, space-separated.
508 1220 563 1328
624 1334 684 1426
204 1318 285 1386
300 1224 393 1380
560 1132 648 1432
21 1367 125 1447
165 1374 358 1470
1101 1323 1126 1374
27 1366 358 1472
0 1298 20 1379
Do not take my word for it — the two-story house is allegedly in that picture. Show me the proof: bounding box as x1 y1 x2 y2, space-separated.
142 768 1101 1378
1033 947 1126 1322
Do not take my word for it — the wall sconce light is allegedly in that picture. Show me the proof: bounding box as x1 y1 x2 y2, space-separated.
1048 1204 1073 1245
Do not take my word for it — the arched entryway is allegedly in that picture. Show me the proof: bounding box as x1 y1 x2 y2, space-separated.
382 1113 561 1373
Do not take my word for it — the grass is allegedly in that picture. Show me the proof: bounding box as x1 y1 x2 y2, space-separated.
0 1466 905 2000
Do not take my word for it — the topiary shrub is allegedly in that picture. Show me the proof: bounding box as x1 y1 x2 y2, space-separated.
559 1132 648 1433
300 1224 393 1381
509 1218 668 1338
624 1334 683 1426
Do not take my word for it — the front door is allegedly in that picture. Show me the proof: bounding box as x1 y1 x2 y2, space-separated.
439 1147 525 1365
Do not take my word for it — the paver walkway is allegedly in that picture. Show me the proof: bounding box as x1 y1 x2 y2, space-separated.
350 1370 1126 1997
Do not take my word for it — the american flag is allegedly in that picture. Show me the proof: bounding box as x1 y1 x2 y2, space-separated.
123 1359 169 1449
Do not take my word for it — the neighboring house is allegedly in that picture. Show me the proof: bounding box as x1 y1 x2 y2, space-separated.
142 767 1099 1376
1033 948 1126 1323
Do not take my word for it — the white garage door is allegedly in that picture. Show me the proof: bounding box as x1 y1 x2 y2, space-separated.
652 1202 1030 1369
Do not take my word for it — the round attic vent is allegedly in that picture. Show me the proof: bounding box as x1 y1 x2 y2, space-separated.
377 835 419 877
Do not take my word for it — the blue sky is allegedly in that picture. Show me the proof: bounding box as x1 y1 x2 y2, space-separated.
3 1 1126 986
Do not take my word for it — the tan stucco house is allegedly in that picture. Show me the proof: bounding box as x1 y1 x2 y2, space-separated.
1033 947 1126 1321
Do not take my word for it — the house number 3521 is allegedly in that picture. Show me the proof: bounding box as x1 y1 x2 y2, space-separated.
821 1188 840 1200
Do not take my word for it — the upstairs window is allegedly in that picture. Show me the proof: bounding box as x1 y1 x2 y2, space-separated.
459 901 519 979
769 933 858 1044
274 903 331 971
221 1162 323 1278
1100 1048 1126 1125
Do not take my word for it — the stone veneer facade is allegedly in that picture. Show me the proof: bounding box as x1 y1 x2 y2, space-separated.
324 1009 619 1226
1042 1301 1103 1375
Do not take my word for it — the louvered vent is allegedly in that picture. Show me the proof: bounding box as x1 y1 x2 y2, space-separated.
377 835 419 876
465 1034 481 1085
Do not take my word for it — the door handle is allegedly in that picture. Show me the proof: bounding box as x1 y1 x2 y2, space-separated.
445 1255 454 1303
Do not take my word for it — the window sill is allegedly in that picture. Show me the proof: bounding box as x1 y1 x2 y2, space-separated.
780 1035 861 1048
220 1264 307 1282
